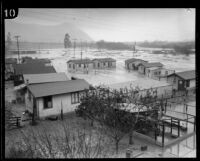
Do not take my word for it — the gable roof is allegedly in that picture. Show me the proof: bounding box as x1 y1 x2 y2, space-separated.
22 58 51 64
67 59 93 64
125 58 146 64
5 58 17 64
167 70 195 80
28 79 90 98
147 67 162 71
92 58 116 62
23 73 69 84
14 63 56 75
138 62 163 68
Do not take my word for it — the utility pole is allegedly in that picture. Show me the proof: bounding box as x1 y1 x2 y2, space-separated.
133 41 136 55
14 35 20 63
72 38 77 59
80 39 83 60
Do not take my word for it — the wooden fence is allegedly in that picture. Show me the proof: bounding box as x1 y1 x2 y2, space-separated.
5 115 21 130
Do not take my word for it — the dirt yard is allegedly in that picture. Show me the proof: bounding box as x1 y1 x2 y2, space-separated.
5 112 182 158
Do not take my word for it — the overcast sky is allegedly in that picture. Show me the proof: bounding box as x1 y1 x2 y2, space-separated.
11 8 195 42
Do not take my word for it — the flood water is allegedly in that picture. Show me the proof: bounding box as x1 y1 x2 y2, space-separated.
5 47 196 158
6 48 196 86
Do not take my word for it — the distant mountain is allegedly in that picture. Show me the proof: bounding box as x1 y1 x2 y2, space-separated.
5 21 93 43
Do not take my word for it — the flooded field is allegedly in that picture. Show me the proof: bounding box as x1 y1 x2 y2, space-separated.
6 48 196 86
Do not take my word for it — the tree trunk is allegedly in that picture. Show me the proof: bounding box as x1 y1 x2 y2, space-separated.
115 140 119 154
90 120 93 127
129 131 134 145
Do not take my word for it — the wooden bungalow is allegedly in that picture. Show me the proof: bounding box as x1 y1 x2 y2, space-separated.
26 79 90 119
166 70 195 90
145 67 175 80
92 58 116 69
67 59 93 73
138 62 163 74
13 62 56 86
125 58 148 70
14 73 69 104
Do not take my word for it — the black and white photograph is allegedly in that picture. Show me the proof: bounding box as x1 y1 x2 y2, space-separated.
3 8 196 158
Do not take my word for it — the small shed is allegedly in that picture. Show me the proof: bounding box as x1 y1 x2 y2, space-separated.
26 79 90 119
138 62 163 74
5 58 17 81
167 70 195 90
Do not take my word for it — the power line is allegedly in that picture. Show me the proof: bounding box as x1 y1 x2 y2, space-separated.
14 35 20 64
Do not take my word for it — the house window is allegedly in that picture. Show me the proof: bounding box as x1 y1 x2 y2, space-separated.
98 63 100 67
79 64 81 67
69 64 71 68
43 96 53 109
84 64 86 68
104 62 106 66
186 80 190 87
71 92 80 104
165 71 168 75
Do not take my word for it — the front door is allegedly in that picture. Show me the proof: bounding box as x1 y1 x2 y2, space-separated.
178 80 185 90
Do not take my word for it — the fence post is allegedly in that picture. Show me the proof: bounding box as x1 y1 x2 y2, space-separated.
171 118 172 134
178 120 180 137
162 123 165 147
16 117 20 127
126 149 132 158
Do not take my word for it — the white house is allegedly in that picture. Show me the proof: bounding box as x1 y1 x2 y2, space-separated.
138 62 163 74
92 58 116 69
145 67 175 80
26 79 90 119
125 58 148 70
14 73 69 105
167 70 196 90
67 59 93 73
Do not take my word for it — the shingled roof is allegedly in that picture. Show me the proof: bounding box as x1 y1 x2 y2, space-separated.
23 73 69 84
28 79 90 98
92 58 116 62
125 58 146 64
67 59 93 64
138 62 163 68
22 58 51 64
5 58 17 64
14 62 56 75
167 70 195 80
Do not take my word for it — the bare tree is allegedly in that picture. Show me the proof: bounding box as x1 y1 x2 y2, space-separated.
6 121 110 158
76 85 159 154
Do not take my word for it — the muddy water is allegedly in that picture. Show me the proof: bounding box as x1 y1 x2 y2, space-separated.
6 48 195 86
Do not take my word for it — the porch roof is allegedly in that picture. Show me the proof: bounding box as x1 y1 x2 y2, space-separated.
28 79 90 98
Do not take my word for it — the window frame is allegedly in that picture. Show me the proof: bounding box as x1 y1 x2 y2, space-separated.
71 92 80 104
43 96 53 109
186 80 190 87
